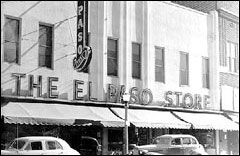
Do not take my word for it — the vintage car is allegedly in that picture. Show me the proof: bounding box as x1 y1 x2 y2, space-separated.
77 136 102 155
1 136 80 155
132 134 208 155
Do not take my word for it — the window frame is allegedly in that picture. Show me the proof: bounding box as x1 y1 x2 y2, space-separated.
155 46 165 83
132 42 142 79
107 37 119 77
226 41 239 73
202 57 210 89
179 51 189 86
3 15 22 65
38 22 54 70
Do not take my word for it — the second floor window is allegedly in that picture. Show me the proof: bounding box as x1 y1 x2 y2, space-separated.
155 47 165 83
107 38 118 76
4 16 20 64
180 52 189 86
132 43 141 79
226 41 239 73
39 24 53 69
202 57 210 89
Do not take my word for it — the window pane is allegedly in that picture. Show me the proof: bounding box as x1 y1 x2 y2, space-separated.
182 138 191 145
107 39 118 76
108 39 117 57
156 66 164 82
45 55 52 68
132 43 141 62
31 142 42 150
4 41 18 63
181 70 188 85
132 62 141 78
5 18 19 42
39 25 52 46
107 58 118 76
180 53 188 70
39 40 52 68
39 55 46 67
46 141 56 150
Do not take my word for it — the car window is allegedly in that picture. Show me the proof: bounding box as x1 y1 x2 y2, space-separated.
82 139 97 147
46 141 62 150
191 138 197 144
182 138 191 145
31 142 42 150
171 138 181 145
9 140 26 150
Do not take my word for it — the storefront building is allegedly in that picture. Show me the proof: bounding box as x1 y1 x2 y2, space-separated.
1 1 238 155
172 1 239 154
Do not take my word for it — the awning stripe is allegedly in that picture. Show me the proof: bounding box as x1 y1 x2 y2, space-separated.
110 108 191 129
1 102 124 127
172 111 239 131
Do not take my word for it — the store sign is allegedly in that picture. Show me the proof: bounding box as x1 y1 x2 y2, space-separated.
107 84 210 109
11 73 210 109
11 73 97 100
107 84 153 105
164 91 210 109
73 1 92 72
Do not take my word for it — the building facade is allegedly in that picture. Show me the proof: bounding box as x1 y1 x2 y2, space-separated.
1 1 239 155
172 1 239 154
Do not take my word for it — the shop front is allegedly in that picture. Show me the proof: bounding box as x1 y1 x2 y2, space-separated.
1 96 125 155
110 107 239 155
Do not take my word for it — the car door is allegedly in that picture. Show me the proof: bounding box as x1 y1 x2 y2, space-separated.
45 140 64 155
168 138 184 155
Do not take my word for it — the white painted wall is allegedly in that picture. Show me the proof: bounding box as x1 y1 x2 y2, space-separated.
1 1 216 110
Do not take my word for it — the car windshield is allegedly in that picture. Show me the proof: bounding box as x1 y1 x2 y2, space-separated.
8 140 26 150
153 137 171 145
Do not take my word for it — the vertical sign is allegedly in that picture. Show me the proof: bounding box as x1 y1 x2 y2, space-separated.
73 1 92 72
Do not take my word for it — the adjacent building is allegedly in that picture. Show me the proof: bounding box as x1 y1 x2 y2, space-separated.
1 1 239 155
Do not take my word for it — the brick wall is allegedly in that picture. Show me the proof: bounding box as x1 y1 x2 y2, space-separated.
220 72 239 88
171 1 217 13
171 1 239 15
217 1 239 15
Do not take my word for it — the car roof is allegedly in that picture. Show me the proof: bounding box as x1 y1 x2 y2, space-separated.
157 134 196 139
15 136 61 141
14 136 71 149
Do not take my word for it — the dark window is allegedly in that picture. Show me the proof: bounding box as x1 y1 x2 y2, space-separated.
4 17 20 64
202 57 210 89
39 24 53 69
180 52 189 86
31 142 42 150
107 38 118 76
155 47 165 83
132 43 141 79
171 138 181 145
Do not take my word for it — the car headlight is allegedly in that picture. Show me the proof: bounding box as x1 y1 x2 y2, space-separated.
139 150 148 155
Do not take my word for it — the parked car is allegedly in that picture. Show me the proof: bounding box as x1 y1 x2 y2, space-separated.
77 136 102 155
132 134 208 155
1 136 80 155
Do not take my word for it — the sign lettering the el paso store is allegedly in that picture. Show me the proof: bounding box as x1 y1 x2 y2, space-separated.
11 73 210 110
73 1 92 72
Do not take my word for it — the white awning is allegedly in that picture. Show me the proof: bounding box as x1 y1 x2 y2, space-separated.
1 102 124 127
172 111 239 131
110 108 191 129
